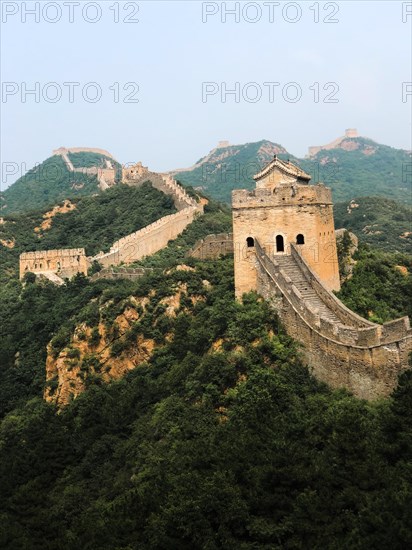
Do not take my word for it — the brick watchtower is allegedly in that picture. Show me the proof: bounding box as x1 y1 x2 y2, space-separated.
232 156 340 298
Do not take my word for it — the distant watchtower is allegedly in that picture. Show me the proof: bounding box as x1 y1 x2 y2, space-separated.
232 156 340 298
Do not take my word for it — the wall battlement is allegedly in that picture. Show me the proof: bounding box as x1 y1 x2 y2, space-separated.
232 183 332 209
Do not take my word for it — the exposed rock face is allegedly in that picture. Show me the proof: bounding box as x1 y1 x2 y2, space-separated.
0 238 15 248
44 299 154 407
44 282 206 408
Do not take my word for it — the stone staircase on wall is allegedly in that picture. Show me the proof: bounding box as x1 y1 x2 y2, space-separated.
274 255 343 325
254 240 412 399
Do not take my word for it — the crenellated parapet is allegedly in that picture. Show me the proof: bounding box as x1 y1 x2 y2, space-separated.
232 183 332 209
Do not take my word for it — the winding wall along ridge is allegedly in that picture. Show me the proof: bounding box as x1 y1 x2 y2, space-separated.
254 240 412 399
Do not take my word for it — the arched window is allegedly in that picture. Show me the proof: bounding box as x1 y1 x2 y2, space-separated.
296 234 305 245
246 237 255 248
276 235 284 252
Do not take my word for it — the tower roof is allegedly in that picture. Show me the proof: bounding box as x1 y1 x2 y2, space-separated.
253 156 311 183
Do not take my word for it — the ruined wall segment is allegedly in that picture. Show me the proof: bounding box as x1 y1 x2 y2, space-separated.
308 129 359 157
20 248 88 280
189 233 234 259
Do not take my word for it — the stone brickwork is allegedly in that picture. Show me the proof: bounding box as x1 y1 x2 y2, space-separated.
90 267 153 281
123 168 192 211
189 233 234 259
92 205 202 267
254 240 412 399
19 172 204 281
20 248 88 280
232 156 411 397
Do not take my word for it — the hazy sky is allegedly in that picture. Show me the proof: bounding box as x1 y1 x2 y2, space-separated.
1 0 411 189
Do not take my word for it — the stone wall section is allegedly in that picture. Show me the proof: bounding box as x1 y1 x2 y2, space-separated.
90 174 203 267
92 203 201 267
53 148 116 190
254 240 412 399
233 183 341 297
19 172 204 278
307 129 359 157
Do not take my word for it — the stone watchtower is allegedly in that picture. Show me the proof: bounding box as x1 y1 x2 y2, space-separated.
232 156 340 298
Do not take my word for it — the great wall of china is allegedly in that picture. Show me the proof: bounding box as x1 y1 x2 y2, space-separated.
53 147 117 190
18 149 411 399
307 128 359 157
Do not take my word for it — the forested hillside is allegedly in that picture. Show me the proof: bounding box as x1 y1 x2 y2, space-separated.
337 243 412 323
334 196 412 253
1 171 411 548
1 253 412 548
173 140 287 203
0 155 101 215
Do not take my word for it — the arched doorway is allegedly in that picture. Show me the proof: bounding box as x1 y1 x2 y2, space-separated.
276 235 284 252
296 234 305 245
246 237 255 248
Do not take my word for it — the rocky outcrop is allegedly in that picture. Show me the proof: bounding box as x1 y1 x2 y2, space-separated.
44 299 154 407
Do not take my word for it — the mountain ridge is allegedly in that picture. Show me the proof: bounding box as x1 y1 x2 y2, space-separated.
2 131 411 215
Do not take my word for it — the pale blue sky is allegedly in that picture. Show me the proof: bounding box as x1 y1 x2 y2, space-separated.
1 0 411 189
